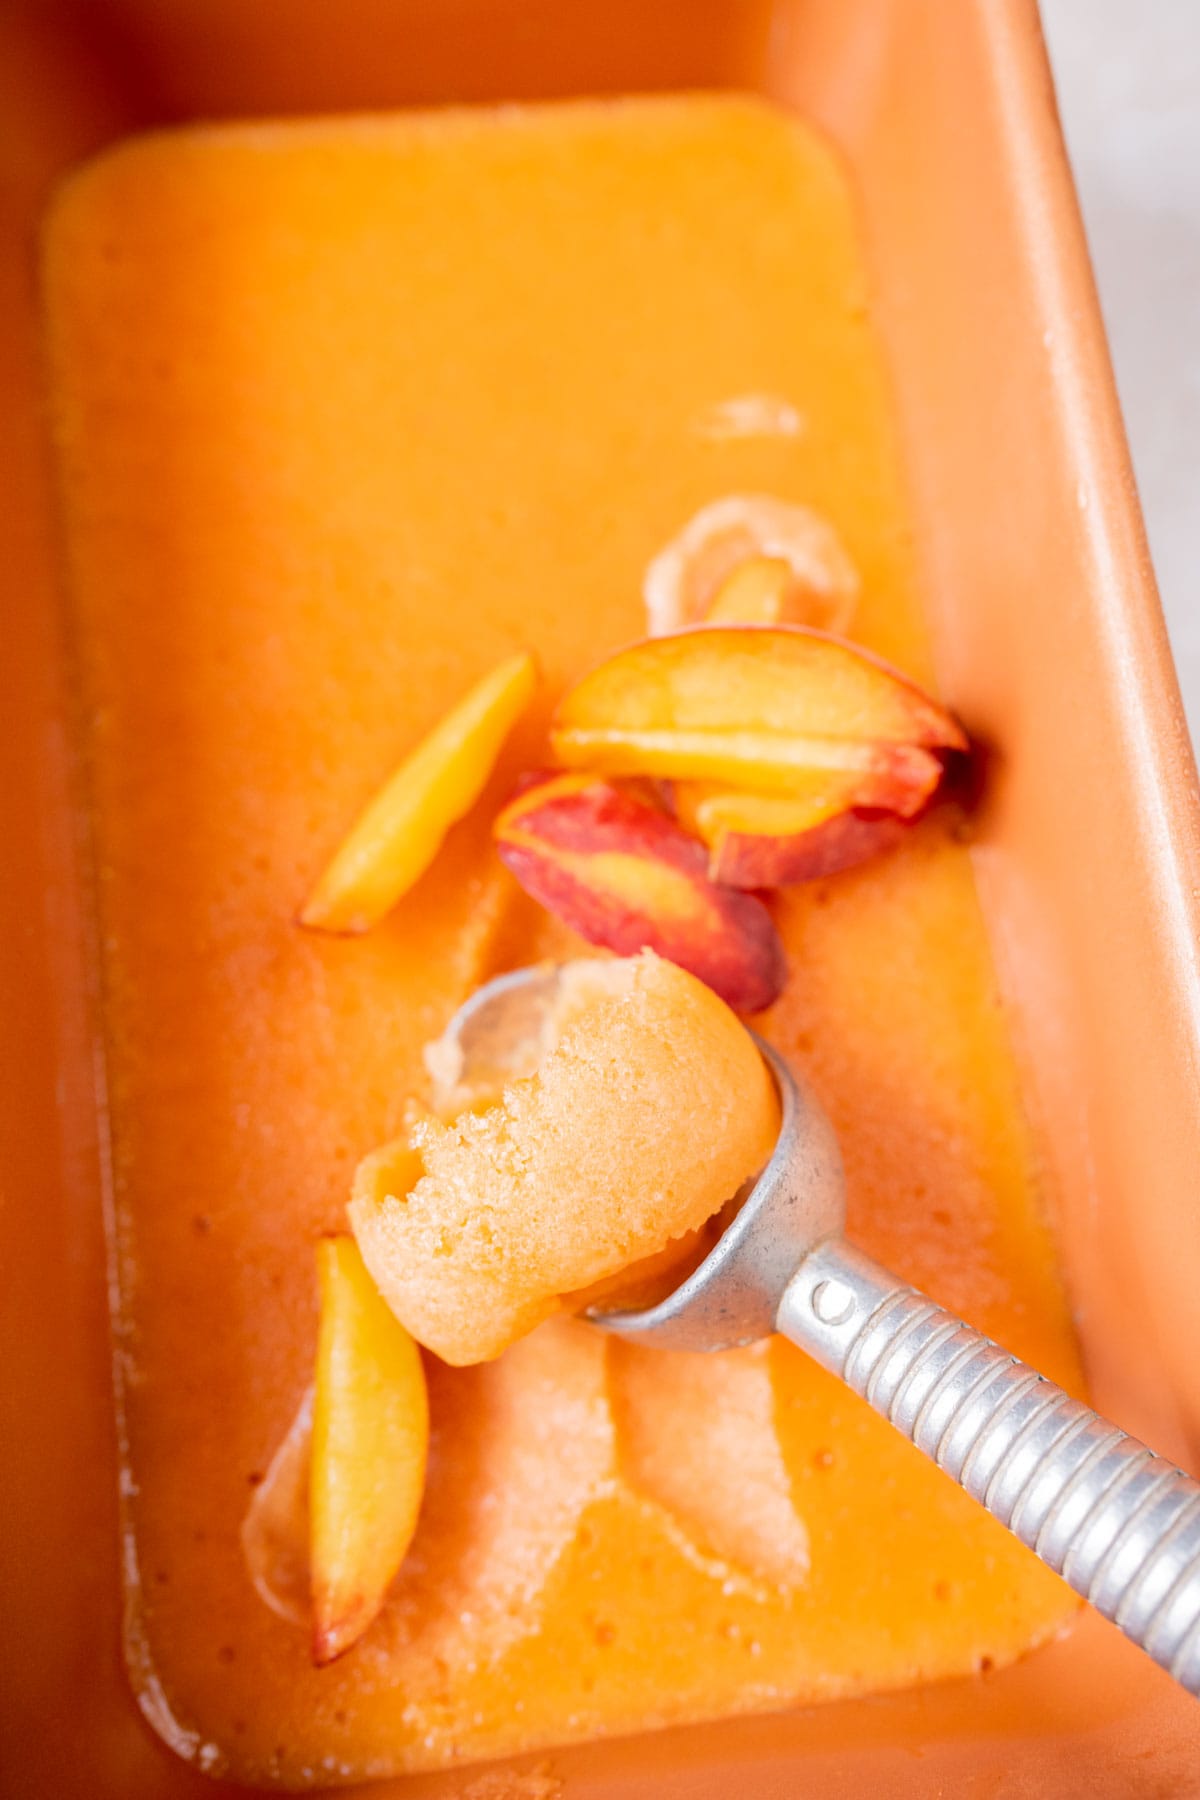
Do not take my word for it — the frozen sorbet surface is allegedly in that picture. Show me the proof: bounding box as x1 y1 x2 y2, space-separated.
44 96 1083 1784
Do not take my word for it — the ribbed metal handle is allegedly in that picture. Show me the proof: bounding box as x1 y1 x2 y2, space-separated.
777 1236 1200 1693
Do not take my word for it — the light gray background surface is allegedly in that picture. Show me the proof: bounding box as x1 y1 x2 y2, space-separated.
1042 1 1200 744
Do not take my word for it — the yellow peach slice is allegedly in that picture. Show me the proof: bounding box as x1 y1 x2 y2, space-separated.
349 952 780 1366
551 627 964 798
642 494 859 636
703 555 797 626
673 774 867 842
674 771 930 888
300 649 536 933
310 1235 429 1665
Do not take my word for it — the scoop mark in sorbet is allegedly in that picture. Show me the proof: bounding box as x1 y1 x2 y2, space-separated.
642 495 857 637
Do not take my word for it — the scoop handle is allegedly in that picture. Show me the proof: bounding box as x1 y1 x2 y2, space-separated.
776 1235 1200 1694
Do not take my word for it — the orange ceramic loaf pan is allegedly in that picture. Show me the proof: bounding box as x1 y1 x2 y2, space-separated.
4 1 1200 1794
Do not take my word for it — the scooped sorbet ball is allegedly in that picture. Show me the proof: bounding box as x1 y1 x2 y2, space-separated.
349 951 780 1364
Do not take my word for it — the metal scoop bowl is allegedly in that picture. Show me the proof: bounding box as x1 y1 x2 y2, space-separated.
443 964 1200 1696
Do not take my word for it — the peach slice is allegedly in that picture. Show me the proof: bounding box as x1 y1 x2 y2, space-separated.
300 649 536 933
642 494 859 636
703 555 798 627
349 952 780 1365
551 626 965 801
242 1315 617 1674
673 773 926 888
492 771 785 1012
310 1235 429 1665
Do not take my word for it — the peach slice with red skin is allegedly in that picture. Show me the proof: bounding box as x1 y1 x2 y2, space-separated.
551 626 965 799
672 772 930 889
492 771 785 1013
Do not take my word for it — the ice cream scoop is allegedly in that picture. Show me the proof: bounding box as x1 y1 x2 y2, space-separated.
443 963 1200 1697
